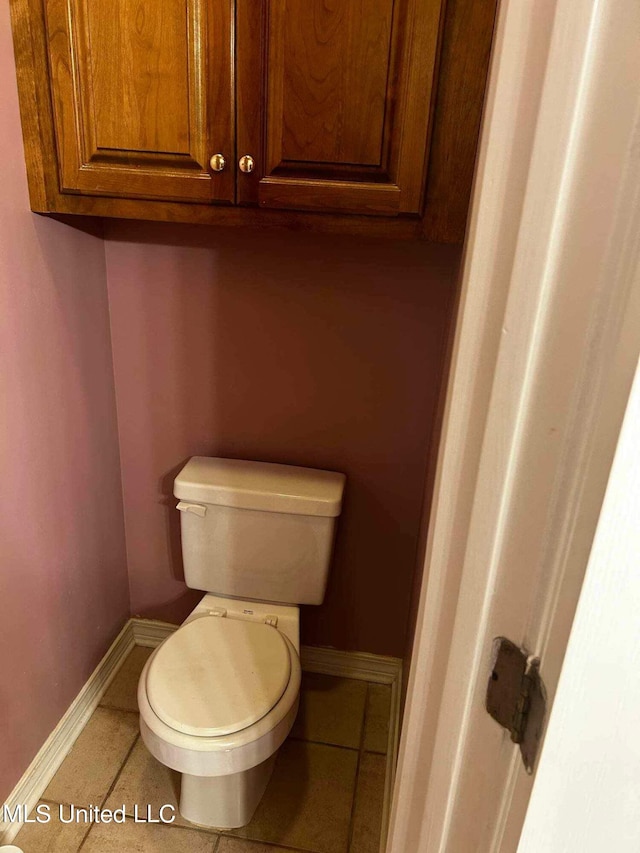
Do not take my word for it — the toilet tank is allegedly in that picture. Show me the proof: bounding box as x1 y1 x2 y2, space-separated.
174 457 346 605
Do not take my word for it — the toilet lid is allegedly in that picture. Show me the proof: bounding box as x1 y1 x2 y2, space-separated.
146 617 291 737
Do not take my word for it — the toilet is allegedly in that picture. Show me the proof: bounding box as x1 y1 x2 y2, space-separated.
137 456 346 829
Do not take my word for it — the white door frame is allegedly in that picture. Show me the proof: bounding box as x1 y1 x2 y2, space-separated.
387 0 640 850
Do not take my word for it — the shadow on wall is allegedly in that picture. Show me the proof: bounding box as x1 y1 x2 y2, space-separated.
105 223 460 656
157 458 192 619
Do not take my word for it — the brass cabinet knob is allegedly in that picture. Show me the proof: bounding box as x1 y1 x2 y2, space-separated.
209 153 226 172
239 155 255 174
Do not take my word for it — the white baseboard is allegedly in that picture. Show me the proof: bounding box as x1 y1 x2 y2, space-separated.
300 645 401 684
0 620 135 845
131 617 403 683
1 617 403 850
383 668 403 853
130 617 176 648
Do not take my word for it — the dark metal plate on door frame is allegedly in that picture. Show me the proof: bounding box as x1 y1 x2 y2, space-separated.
486 637 547 773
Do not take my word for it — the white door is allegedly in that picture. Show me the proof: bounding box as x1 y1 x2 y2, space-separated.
518 357 640 851
386 0 640 850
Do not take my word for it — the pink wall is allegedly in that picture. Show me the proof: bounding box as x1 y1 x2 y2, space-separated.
105 223 458 657
0 12 129 802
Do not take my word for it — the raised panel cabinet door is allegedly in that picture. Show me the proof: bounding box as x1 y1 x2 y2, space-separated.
236 0 444 216
45 0 234 203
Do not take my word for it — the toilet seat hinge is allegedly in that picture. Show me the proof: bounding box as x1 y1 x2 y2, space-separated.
208 608 227 618
264 615 278 628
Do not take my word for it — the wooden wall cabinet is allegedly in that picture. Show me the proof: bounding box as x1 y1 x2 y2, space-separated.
46 0 235 204
237 0 441 217
10 0 497 241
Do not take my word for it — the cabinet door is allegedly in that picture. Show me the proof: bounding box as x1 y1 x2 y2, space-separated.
237 0 444 216
45 0 234 203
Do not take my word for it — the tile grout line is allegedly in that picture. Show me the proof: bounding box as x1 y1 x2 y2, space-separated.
287 735 360 752
346 681 371 853
35 798 94 853
162 822 220 843
76 732 141 851
99 733 141 811
73 813 95 853
218 836 317 853
96 704 139 715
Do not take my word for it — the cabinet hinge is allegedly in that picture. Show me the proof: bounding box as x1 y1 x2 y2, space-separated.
485 637 547 773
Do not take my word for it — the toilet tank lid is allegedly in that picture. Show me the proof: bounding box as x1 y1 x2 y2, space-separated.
174 457 346 517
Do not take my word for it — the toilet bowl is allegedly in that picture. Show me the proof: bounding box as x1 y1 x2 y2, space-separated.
138 594 302 828
137 457 345 829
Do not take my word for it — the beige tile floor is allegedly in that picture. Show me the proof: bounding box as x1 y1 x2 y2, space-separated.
15 647 392 853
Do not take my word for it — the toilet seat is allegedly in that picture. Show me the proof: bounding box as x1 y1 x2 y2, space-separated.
146 616 291 738
138 625 301 779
